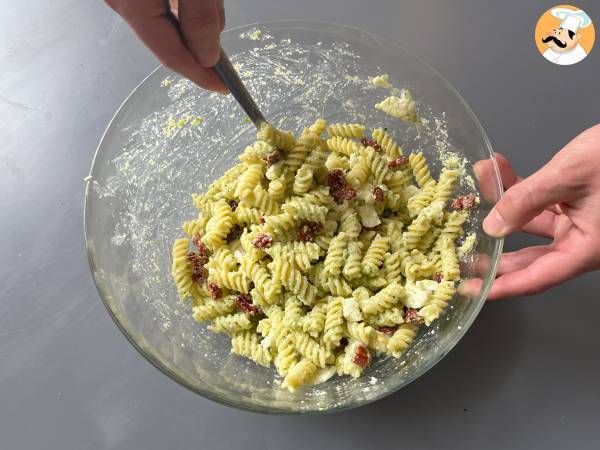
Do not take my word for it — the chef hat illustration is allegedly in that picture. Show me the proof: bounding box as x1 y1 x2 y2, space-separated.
551 8 592 33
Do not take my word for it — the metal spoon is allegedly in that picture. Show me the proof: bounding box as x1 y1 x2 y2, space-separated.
212 49 266 128
162 2 265 126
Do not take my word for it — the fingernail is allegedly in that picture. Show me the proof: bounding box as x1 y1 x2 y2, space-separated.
483 209 507 237
473 162 484 181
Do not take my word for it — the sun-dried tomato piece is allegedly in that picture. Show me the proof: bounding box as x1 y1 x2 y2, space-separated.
207 282 222 300
265 148 284 168
388 156 409 169
433 272 443 283
196 254 210 267
226 224 243 242
461 193 478 209
186 251 198 262
451 193 478 210
360 138 382 152
377 326 398 337
191 265 208 284
327 169 346 191
297 221 322 242
259 215 266 225
327 169 356 204
344 187 356 200
252 233 273 249
236 293 259 315
192 232 202 248
227 200 239 211
373 186 385 202
404 307 423 324
352 345 371 368
450 197 462 209
192 234 209 258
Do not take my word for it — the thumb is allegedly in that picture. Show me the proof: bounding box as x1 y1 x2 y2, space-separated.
483 159 575 237
178 0 223 67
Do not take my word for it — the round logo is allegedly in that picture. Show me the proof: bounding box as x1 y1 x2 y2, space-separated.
534 5 595 65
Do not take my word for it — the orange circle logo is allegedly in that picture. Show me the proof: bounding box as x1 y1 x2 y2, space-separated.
535 5 595 65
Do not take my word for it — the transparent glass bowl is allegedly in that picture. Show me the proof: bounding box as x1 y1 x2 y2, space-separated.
85 21 503 414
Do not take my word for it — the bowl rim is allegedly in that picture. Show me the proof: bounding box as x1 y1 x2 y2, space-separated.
84 19 504 415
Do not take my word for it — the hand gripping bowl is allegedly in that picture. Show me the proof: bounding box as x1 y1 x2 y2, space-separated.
85 21 503 414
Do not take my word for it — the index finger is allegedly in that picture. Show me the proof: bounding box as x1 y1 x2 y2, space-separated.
107 0 226 93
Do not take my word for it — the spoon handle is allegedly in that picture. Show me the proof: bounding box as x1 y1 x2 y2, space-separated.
213 49 267 128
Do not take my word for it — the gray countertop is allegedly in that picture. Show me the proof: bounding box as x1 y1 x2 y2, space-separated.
1 1 599 449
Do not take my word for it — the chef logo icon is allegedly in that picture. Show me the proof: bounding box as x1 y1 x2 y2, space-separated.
535 5 595 65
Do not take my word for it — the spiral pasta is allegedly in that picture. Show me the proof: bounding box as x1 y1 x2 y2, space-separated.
440 236 460 281
326 136 361 156
292 166 313 195
419 280 456 325
386 170 411 194
274 332 297 376
435 168 459 206
268 176 288 201
323 297 344 348
383 251 402 283
361 147 389 185
171 238 193 299
362 234 390 275
269 257 318 305
284 143 311 173
386 324 418 357
327 123 366 139
346 321 376 346
202 200 235 250
182 215 208 238
301 302 327 337
240 258 281 301
407 183 436 217
325 152 349 171
231 331 272 367
209 312 253 334
338 208 362 238
239 141 273 165
409 152 435 188
282 359 318 392
360 281 405 315
347 159 369 189
324 232 348 276
307 118 327 136
192 296 237 321
325 276 353 297
294 331 331 367
402 214 432 249
173 116 477 392
342 241 363 280
282 198 328 223
209 269 251 294
266 243 317 273
365 307 404 327
234 163 264 199
257 122 296 151
372 127 402 159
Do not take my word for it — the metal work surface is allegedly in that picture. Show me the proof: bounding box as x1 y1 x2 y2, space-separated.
1 1 599 448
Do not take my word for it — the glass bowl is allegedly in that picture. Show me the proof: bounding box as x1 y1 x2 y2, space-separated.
85 21 503 414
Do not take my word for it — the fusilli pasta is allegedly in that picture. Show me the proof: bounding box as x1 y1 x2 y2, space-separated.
172 116 477 392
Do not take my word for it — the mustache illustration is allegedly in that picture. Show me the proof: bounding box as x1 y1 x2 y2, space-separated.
542 35 567 48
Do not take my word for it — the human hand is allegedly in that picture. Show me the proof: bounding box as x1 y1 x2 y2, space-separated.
105 0 228 93
467 124 600 300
